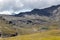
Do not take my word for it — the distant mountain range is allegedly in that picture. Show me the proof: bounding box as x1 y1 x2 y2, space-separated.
14 5 60 22
15 5 60 17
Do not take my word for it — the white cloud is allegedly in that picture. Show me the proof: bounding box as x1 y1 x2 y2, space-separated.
0 11 12 15
0 0 60 15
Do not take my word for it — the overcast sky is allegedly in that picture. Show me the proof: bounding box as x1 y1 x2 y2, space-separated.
0 0 60 15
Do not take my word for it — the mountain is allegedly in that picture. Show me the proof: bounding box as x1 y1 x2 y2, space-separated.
0 5 60 38
15 9 52 17
1 4 60 28
15 5 60 17
14 5 60 23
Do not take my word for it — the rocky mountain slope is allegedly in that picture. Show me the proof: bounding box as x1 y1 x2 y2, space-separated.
15 5 60 21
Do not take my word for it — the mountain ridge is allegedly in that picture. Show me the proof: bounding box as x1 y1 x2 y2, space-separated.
14 5 60 17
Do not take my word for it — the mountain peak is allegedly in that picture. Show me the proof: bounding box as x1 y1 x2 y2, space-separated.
31 9 40 11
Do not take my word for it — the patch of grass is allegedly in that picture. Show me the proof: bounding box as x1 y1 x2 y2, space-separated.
1 30 60 40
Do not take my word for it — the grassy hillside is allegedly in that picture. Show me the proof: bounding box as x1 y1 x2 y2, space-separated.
0 16 60 40
1 30 60 40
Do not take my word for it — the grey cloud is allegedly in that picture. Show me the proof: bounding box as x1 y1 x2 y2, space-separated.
0 0 60 14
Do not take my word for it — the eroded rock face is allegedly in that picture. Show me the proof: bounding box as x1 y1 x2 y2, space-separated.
0 33 1 37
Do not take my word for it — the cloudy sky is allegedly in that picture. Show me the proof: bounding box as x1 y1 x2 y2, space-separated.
0 0 60 15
